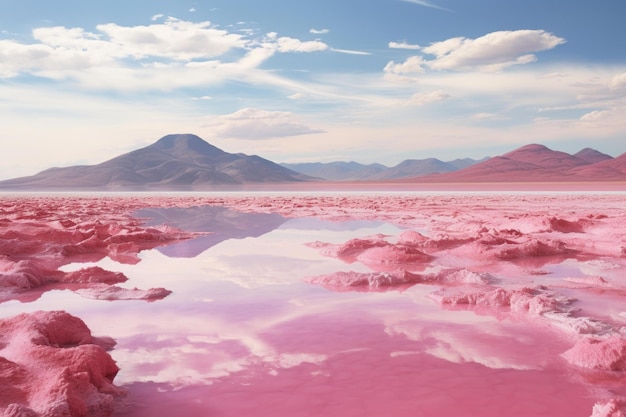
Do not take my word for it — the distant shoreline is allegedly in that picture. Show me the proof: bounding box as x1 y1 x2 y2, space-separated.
1 180 625 193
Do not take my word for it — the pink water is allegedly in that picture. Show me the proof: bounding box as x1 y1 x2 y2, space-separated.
2 193 626 416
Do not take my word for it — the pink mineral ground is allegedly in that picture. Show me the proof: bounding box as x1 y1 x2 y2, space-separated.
1 191 626 417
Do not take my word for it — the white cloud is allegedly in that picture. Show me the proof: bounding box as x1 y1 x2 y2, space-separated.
424 30 565 71
331 48 371 56
276 36 328 53
384 56 426 75
0 18 250 82
0 19 342 92
203 108 325 139
385 30 566 76
389 41 421 50
95 18 245 60
580 110 608 121
263 32 328 53
151 14 164 21
310 28 329 35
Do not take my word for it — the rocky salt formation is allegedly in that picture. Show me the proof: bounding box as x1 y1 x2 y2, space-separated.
306 268 492 291
0 311 122 417
0 197 196 302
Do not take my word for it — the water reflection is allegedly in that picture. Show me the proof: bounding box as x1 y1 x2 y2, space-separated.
135 206 288 258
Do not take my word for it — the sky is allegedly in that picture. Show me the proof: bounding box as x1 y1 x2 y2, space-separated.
1 0 625 179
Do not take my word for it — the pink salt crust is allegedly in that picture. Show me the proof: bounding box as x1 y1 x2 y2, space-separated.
0 310 122 417
2 193 626 416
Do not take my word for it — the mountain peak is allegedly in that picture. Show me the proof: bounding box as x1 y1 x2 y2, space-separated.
508 143 551 153
573 148 613 164
152 133 224 157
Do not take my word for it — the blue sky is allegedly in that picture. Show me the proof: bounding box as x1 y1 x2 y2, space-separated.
1 0 625 178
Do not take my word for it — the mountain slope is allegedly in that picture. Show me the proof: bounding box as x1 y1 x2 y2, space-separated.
0 134 311 189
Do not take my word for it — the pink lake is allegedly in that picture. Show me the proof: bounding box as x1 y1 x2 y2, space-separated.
1 192 626 416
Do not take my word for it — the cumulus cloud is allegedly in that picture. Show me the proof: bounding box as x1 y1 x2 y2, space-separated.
0 18 338 91
204 108 325 139
310 28 329 35
276 37 328 53
384 56 426 75
384 30 565 76
0 17 248 80
263 32 328 53
94 18 246 60
424 30 564 71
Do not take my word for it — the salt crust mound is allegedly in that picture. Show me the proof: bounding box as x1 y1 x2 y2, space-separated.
306 268 493 291
305 270 422 290
562 336 626 371
0 311 122 417
75 285 172 301
431 286 611 335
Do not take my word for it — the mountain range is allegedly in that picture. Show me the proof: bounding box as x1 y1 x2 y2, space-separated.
414 144 626 183
0 134 624 189
281 157 488 181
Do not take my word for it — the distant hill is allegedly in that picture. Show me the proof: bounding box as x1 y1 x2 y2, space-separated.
573 148 613 164
282 157 488 181
415 144 626 183
280 161 387 181
0 134 312 189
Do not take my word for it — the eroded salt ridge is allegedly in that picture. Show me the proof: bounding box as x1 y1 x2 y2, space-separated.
0 310 122 417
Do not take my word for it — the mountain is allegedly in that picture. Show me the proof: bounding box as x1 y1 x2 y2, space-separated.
415 144 626 183
573 148 613 164
283 157 487 181
0 134 312 189
280 161 387 181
